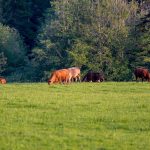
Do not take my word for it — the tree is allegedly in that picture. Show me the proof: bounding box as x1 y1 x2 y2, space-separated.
133 13 150 68
0 0 2 21
126 0 150 71
1 0 50 50
0 23 25 68
35 0 139 81
0 52 7 74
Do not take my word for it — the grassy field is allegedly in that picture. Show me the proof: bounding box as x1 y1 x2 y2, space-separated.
0 82 150 150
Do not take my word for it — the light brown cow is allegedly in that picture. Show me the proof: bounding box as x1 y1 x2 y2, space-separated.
68 67 81 82
0 78 6 84
48 69 70 85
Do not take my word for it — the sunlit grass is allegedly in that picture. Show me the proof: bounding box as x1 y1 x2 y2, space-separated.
0 82 150 150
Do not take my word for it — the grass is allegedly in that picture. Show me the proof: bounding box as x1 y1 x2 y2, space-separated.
0 82 150 150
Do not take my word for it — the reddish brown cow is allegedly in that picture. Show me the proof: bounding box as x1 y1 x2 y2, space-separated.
48 69 70 85
0 78 6 84
134 67 150 82
68 67 81 82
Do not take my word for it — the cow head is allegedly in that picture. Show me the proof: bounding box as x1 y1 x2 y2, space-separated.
48 78 55 85
48 75 53 85
48 78 51 85
100 76 104 82
48 73 57 85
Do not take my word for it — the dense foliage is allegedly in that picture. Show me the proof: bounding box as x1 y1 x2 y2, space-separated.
0 23 25 73
1 0 50 50
0 0 149 81
37 0 140 81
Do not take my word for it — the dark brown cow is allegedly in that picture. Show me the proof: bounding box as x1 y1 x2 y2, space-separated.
0 78 6 84
48 69 70 85
82 71 104 82
134 67 150 82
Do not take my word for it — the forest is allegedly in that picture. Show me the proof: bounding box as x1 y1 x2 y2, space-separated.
0 0 150 82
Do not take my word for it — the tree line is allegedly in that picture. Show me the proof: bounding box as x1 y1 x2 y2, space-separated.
0 0 149 82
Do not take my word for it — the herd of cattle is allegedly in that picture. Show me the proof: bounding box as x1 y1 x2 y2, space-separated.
47 67 150 84
47 67 104 85
0 67 150 85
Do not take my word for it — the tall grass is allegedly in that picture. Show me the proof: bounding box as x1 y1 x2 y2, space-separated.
0 82 150 150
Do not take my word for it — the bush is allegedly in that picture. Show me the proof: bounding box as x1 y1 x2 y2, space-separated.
0 23 26 67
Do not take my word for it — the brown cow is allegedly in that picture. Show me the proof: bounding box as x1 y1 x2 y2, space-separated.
0 78 6 84
68 67 81 82
48 69 70 85
134 67 150 82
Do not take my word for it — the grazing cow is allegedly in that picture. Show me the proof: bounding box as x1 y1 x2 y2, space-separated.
68 67 81 82
134 67 150 82
0 78 6 84
48 69 70 85
82 71 104 82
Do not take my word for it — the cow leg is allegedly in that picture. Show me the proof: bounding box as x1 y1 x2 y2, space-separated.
60 77 65 84
60 78 63 84
64 77 69 84
135 76 138 82
135 76 137 82
78 75 81 82
71 78 73 82
58 79 62 84
67 75 72 84
68 77 72 83
75 76 78 82
68 77 71 83
66 78 69 84
68 76 72 83
74 77 77 82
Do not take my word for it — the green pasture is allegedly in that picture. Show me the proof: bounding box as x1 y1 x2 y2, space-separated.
0 82 150 150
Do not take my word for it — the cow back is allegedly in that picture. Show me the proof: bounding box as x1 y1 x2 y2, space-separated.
68 67 80 78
